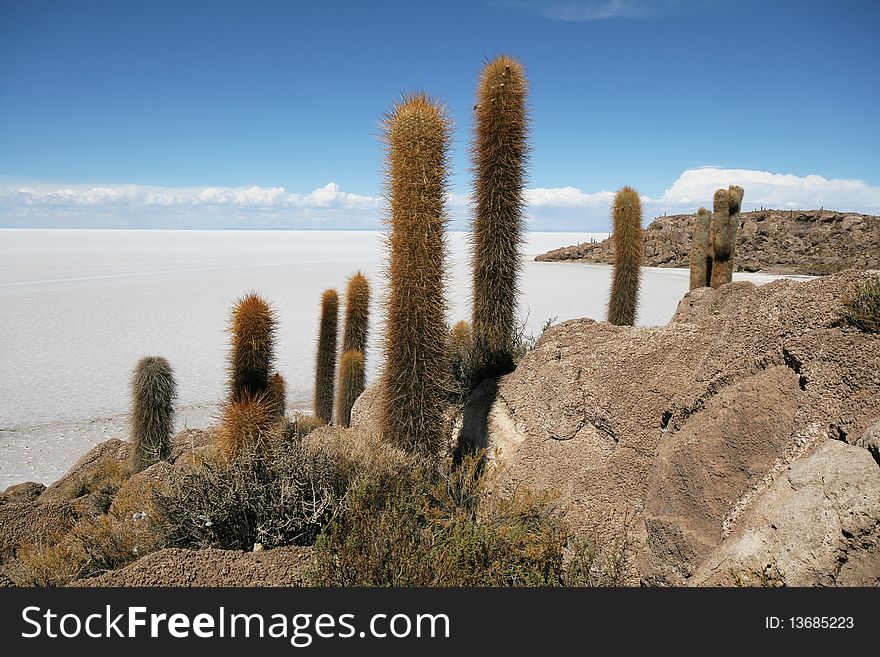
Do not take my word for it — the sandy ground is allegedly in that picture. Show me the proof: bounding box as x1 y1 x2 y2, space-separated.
0 399 310 490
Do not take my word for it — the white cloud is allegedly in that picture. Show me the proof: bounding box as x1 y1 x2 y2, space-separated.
525 186 615 207
1 167 877 230
659 167 880 210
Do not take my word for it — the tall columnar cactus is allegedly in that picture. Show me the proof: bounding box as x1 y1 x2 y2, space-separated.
689 207 712 290
228 293 276 402
381 93 451 455
267 372 286 419
314 288 339 424
336 349 365 428
341 271 370 355
607 186 644 326
130 356 176 472
471 55 529 378
709 185 744 289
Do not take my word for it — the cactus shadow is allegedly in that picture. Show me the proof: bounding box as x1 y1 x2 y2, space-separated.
454 377 499 465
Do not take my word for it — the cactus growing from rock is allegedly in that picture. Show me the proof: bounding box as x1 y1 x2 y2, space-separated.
314 288 339 424
341 271 370 355
471 55 529 379
228 293 276 402
709 185 744 289
336 349 365 428
267 372 286 419
607 187 644 326
689 207 712 290
130 356 176 472
381 93 451 455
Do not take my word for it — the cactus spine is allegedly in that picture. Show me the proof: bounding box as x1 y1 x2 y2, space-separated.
336 349 365 428
607 186 644 326
267 372 286 419
471 55 528 379
228 293 276 402
130 356 176 472
381 93 451 455
341 271 370 355
709 185 744 289
689 207 712 290
219 392 274 461
314 288 339 424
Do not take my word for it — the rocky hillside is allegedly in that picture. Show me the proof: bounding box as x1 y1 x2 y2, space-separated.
452 270 880 585
536 210 879 275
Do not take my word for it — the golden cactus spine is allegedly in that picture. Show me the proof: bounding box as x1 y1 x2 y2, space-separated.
607 186 644 326
381 93 451 455
341 271 370 354
471 55 529 378
228 292 276 402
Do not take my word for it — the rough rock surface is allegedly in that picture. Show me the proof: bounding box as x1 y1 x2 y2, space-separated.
0 500 77 563
459 270 880 585
535 210 879 275
0 482 46 504
73 546 313 587
692 440 880 586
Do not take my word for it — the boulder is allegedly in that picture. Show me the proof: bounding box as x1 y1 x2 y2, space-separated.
0 481 46 504
692 440 880 586
464 270 880 585
0 500 78 564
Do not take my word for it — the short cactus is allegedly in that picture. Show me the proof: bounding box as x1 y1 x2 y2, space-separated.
689 207 712 290
341 272 370 355
381 93 451 455
336 349 365 428
314 288 339 424
471 55 529 379
267 372 286 419
709 185 744 288
228 293 276 402
130 356 176 472
607 186 644 326
218 392 274 461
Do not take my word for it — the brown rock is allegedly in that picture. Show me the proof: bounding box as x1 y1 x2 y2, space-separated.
692 440 880 586
72 546 313 587
0 501 78 564
0 482 46 504
465 270 880 585
535 210 880 275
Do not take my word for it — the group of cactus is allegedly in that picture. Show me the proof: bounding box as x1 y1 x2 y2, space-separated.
127 54 742 466
313 272 371 429
689 186 745 290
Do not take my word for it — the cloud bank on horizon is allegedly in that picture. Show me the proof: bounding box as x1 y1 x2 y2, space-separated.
1 167 877 231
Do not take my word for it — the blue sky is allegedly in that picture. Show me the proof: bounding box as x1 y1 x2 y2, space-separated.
1 0 878 230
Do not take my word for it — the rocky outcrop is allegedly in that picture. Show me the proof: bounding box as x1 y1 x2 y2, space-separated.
459 270 880 585
72 546 313 587
535 210 879 275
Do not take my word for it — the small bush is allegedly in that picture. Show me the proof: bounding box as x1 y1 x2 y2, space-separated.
841 275 880 333
154 438 345 551
59 457 132 512
306 450 629 587
7 475 164 586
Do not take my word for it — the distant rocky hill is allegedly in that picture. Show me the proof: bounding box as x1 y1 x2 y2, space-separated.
535 210 879 275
